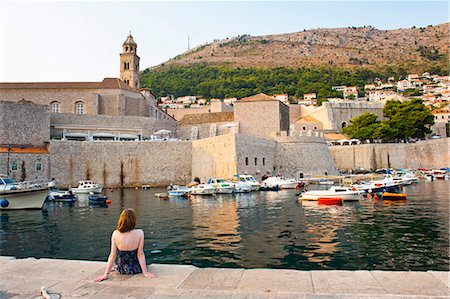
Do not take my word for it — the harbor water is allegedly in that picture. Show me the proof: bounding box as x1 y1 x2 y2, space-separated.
0 180 448 271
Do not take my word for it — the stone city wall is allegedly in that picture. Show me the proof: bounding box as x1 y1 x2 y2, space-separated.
0 101 50 147
177 122 235 140
192 134 237 183
49 140 192 188
275 135 339 177
235 134 276 180
50 113 177 138
329 138 450 170
166 106 210 121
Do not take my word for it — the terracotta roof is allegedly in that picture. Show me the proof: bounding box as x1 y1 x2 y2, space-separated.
432 108 450 114
238 93 277 102
0 78 136 92
296 115 321 123
180 112 234 125
0 147 49 154
324 133 347 141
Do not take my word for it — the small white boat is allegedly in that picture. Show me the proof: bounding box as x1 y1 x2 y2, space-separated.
300 186 363 202
189 184 215 195
207 178 234 194
0 175 48 210
235 175 261 191
167 185 190 197
70 180 103 194
262 177 298 189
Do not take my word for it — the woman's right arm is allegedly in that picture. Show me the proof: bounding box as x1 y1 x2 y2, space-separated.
94 231 117 282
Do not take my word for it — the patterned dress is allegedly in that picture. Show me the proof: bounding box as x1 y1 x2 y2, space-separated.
116 249 142 275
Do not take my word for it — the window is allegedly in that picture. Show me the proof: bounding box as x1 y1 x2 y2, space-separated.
254 158 257 166
314 127 317 130
125 46 128 52
35 162 42 171
245 157 249 166
303 127 306 130
51 101 60 113
75 101 84 114
263 158 266 166
10 162 17 171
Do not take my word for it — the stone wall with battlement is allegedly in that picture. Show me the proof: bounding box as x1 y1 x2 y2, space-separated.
178 121 238 140
330 138 450 170
0 101 50 147
49 140 192 188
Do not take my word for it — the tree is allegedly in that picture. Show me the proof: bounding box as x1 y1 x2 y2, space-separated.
342 112 381 140
383 99 434 141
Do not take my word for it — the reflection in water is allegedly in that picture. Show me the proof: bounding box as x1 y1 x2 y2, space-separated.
0 181 448 271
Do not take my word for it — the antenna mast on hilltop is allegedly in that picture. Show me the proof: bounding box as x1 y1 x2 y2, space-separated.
188 35 190 50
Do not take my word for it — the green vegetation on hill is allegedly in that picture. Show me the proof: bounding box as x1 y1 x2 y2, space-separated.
342 99 434 141
141 64 393 100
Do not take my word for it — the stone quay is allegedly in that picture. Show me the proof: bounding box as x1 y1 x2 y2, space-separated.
0 256 448 298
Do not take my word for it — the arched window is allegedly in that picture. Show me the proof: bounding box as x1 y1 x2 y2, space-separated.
341 122 347 129
75 101 84 114
10 162 18 171
51 101 60 113
125 46 128 52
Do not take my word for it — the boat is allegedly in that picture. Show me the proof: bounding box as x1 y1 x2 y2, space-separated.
0 174 49 210
167 185 190 197
262 176 298 189
232 181 252 193
235 175 261 191
318 197 343 205
352 175 402 194
207 178 235 194
88 194 110 204
48 190 78 202
189 184 215 195
318 180 335 185
382 192 407 200
70 180 103 194
300 186 363 201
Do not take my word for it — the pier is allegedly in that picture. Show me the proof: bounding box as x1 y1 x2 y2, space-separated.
1 256 448 298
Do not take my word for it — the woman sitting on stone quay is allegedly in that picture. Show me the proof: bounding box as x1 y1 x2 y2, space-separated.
94 208 157 282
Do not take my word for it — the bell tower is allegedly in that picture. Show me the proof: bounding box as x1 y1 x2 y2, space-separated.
120 32 140 89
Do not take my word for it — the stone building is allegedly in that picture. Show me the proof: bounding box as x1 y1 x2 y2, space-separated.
234 93 290 138
120 33 140 90
0 101 50 182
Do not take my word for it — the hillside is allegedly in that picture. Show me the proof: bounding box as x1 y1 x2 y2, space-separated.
148 23 449 73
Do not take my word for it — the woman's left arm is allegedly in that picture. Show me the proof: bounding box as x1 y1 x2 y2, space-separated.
137 230 156 278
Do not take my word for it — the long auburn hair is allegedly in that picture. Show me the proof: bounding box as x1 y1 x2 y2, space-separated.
116 208 137 233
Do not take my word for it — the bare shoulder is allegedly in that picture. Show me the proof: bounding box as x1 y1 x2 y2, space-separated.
135 228 144 236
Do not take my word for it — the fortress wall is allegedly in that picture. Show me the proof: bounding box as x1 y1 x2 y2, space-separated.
177 122 235 140
328 102 384 131
235 134 276 180
0 101 50 147
330 138 450 170
49 140 192 188
192 134 237 183
275 136 339 177
51 113 177 138
0 153 50 183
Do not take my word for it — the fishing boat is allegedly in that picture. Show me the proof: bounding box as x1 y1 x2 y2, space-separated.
300 186 363 201
189 184 215 195
235 175 261 191
48 190 77 202
70 180 103 194
382 192 407 200
262 176 298 189
207 178 235 194
88 194 110 204
167 185 190 197
0 174 49 210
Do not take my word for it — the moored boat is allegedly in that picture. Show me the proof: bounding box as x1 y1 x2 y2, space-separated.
88 194 110 204
235 174 261 191
49 190 78 202
300 186 363 202
167 185 190 197
189 184 215 195
207 178 235 194
70 180 103 194
382 192 407 200
262 176 298 189
0 175 48 210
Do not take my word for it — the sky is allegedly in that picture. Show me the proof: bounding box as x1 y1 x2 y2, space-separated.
0 1 448 82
